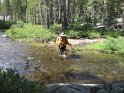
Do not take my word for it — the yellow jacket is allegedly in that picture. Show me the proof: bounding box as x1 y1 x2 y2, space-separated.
56 36 71 46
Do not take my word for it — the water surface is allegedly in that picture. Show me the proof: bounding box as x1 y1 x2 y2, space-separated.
27 42 124 84
0 31 124 84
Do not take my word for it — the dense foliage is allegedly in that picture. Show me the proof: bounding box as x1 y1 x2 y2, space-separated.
0 0 123 30
83 37 124 54
0 20 16 29
0 69 46 93
5 22 57 41
0 0 123 40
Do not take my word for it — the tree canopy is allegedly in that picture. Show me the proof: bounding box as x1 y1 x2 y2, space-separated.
0 0 124 30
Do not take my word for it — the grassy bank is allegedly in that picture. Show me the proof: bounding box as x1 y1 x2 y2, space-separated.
83 37 124 55
5 22 57 42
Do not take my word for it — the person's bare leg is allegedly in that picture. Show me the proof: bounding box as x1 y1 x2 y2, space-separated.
64 50 67 56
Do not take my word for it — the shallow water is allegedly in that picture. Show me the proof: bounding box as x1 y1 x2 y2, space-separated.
27 42 124 84
0 31 124 84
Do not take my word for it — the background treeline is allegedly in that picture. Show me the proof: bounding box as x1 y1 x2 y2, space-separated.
0 0 124 30
0 0 124 40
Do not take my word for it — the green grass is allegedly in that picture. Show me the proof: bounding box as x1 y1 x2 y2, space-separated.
83 37 124 54
83 40 105 50
5 23 57 41
117 37 124 54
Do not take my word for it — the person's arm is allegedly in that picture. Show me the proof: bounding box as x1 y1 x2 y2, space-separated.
66 38 71 46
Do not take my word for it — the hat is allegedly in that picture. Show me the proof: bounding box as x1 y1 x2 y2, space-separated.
59 32 67 37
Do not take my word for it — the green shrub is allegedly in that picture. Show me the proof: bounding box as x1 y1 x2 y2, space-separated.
104 37 119 53
87 30 101 39
120 31 124 36
79 29 101 39
69 23 92 31
16 21 24 27
0 20 16 29
0 69 46 93
81 23 92 30
78 30 88 38
67 30 79 39
84 37 124 55
49 23 61 34
6 20 17 25
5 23 57 41
101 29 120 38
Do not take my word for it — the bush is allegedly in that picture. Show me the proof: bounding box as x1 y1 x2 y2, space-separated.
104 37 119 53
79 29 101 39
69 23 93 31
87 30 101 39
81 23 92 30
67 30 79 39
49 23 61 34
101 29 120 38
5 23 57 41
16 21 24 27
120 31 124 36
6 20 17 25
0 69 46 93
0 20 16 29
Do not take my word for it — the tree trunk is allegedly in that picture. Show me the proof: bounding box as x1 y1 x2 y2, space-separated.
22 0 27 22
47 8 50 29
123 12 124 31
59 0 62 24
5 0 11 20
62 0 68 30
71 0 76 22
45 0 50 29
92 4 97 26
101 0 106 25
50 0 53 24
39 1 42 25
67 0 71 23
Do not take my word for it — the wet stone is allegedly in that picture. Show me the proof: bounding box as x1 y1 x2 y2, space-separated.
46 83 124 93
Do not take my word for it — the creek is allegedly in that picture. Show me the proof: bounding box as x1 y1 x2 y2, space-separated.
0 30 124 84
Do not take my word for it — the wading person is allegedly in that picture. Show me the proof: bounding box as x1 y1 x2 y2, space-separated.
56 32 71 56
